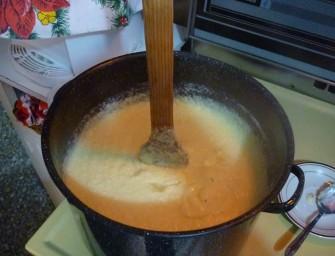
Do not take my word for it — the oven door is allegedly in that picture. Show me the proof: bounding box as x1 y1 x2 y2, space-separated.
190 0 335 83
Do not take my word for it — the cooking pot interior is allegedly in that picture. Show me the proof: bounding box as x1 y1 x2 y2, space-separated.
43 52 293 211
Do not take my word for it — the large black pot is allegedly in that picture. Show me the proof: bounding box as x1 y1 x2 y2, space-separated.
41 52 304 256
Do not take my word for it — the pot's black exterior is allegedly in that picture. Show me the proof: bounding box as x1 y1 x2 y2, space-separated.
42 52 297 256
83 215 254 256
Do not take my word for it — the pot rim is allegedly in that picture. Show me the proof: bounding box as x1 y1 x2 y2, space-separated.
41 51 295 238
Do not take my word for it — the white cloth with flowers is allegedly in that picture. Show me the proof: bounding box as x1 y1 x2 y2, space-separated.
0 0 142 39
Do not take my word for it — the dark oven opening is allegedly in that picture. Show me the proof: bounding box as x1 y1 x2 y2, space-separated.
191 0 335 83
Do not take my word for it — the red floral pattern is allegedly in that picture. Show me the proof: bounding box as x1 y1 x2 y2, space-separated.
0 0 69 38
11 0 31 16
32 0 69 12
119 15 128 26
13 94 48 133
0 0 9 33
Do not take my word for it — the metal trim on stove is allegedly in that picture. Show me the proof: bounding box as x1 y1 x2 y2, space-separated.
187 0 335 85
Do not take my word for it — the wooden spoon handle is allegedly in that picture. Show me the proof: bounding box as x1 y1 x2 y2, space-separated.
143 0 174 130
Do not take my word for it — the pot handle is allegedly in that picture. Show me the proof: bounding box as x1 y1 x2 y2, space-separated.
263 165 305 213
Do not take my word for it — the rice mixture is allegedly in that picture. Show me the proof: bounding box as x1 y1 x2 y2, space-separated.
63 96 267 231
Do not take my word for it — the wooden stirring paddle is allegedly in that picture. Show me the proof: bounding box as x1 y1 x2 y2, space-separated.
138 0 188 167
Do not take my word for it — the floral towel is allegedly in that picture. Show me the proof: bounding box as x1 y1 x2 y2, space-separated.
13 92 48 134
0 0 138 39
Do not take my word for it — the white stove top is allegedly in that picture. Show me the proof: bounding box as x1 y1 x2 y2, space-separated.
240 80 335 256
25 78 335 256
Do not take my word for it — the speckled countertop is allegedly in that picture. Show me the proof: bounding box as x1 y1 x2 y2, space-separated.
0 104 54 256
